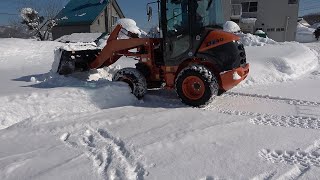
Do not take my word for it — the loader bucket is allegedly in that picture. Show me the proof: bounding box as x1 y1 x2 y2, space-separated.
57 48 101 75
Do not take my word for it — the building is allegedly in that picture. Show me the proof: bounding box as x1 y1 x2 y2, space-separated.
52 0 124 40
228 0 300 42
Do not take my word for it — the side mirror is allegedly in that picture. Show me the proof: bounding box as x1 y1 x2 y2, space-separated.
147 6 153 22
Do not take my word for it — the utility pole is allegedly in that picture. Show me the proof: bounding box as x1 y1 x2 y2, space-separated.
109 0 113 34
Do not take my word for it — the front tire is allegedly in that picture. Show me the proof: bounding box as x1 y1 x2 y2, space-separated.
112 68 147 99
175 65 219 107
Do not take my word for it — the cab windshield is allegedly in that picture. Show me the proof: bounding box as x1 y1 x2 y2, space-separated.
196 0 225 28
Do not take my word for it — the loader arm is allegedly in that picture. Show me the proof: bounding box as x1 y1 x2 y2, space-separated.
89 24 151 69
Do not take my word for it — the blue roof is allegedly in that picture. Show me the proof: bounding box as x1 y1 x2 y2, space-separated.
55 0 109 26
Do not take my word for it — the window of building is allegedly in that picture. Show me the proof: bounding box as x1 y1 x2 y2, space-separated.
112 16 118 26
288 0 298 4
98 19 100 25
242 2 258 12
281 28 285 31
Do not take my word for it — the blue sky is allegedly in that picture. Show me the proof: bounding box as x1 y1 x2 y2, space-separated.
0 0 319 27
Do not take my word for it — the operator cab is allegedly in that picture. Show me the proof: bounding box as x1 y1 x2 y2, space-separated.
160 0 225 66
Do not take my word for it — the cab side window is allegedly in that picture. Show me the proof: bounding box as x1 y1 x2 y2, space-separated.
166 0 189 36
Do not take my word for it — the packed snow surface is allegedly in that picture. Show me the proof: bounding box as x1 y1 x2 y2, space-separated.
0 33 320 180
223 21 241 33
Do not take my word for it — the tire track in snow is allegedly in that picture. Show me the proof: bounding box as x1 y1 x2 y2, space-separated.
258 139 320 180
259 150 320 168
206 106 320 131
250 115 320 130
205 92 320 130
251 170 277 180
63 126 146 180
225 92 320 107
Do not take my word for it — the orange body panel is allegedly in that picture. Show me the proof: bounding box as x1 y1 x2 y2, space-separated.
87 24 249 92
161 66 178 89
219 64 249 91
199 30 240 52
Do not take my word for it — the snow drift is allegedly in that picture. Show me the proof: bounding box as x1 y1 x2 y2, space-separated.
242 42 319 86
0 38 137 130
0 81 137 130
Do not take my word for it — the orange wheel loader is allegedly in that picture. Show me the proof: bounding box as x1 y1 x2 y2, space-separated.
56 0 249 107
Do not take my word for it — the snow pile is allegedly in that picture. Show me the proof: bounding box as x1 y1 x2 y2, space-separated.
237 33 276 46
296 23 316 43
0 80 137 129
223 21 241 33
242 42 318 86
0 38 138 129
0 38 62 71
117 18 147 37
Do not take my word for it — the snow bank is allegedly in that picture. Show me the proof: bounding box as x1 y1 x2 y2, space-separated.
241 42 318 86
237 33 276 46
0 38 139 129
223 21 241 33
296 23 316 43
0 38 62 71
0 79 137 129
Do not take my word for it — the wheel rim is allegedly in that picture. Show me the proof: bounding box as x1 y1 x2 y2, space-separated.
182 76 205 100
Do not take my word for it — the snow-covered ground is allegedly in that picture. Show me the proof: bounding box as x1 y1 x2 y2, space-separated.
0 36 320 180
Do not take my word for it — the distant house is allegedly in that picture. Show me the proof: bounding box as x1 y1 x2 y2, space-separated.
52 0 125 40
226 0 300 42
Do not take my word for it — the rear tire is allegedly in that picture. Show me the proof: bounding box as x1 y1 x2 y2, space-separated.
112 68 147 99
175 65 219 107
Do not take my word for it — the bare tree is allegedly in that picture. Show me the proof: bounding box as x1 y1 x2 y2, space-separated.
11 0 68 40
303 13 320 26
15 0 68 20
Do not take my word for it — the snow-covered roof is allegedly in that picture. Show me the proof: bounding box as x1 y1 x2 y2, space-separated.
55 0 109 26
55 0 124 26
